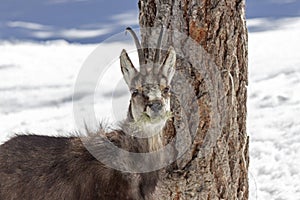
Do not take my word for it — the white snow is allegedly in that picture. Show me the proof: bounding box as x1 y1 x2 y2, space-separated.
7 21 51 31
1 16 300 200
247 18 300 199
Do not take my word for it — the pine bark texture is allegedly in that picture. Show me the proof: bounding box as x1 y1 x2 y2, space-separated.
138 0 249 199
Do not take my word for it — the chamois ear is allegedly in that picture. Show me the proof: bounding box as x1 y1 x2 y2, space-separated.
120 49 138 86
160 46 176 84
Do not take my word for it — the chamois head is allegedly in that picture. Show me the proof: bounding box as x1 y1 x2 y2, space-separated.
120 28 176 132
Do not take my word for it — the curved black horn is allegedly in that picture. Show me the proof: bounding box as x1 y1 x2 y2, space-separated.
154 25 165 65
126 27 145 65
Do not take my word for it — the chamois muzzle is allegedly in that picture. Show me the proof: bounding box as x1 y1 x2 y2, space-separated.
148 101 163 112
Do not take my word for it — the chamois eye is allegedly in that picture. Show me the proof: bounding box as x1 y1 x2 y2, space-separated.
163 87 170 94
131 89 139 97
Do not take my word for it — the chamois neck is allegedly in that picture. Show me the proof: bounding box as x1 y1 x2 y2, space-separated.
126 118 166 152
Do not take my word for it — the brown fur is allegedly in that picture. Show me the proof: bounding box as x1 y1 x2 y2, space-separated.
0 128 159 200
0 33 176 200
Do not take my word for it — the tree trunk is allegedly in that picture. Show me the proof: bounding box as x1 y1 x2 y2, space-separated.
138 0 249 199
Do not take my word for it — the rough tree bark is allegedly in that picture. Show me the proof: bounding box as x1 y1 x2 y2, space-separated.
138 0 249 199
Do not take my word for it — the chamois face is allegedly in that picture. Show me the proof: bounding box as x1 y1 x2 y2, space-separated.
120 47 176 129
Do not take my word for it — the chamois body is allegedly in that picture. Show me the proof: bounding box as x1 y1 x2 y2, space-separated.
0 132 157 200
0 28 176 200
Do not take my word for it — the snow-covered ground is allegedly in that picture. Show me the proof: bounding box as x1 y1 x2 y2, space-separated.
247 18 300 199
1 1 300 199
0 0 139 43
0 41 94 139
0 39 136 140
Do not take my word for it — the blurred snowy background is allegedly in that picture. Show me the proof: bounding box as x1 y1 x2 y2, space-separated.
1 0 300 199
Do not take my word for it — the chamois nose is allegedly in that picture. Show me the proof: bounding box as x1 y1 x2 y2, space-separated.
148 101 163 112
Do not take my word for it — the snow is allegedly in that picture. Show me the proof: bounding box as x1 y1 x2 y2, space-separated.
247 18 300 199
0 41 94 140
0 40 137 140
1 1 300 199
0 0 139 43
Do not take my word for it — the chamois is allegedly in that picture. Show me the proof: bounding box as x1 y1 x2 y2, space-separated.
0 27 176 200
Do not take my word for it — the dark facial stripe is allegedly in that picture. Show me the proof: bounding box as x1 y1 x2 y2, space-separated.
127 101 134 121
